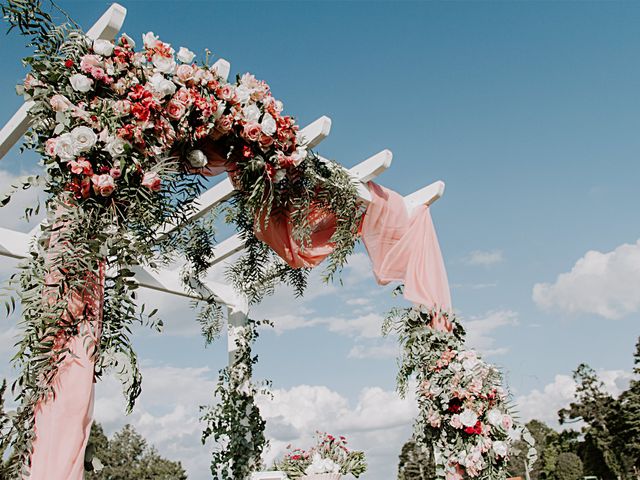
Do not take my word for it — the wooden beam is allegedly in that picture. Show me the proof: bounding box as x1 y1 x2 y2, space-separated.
404 180 446 213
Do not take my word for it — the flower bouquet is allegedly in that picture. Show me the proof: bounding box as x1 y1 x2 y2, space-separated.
274 433 367 479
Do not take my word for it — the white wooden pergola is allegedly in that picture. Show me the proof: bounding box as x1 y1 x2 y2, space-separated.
0 5 445 476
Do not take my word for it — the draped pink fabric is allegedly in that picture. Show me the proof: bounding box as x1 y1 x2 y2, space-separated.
361 182 452 323
254 207 337 269
28 225 104 480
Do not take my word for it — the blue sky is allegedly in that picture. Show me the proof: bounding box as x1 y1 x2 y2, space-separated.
0 1 639 478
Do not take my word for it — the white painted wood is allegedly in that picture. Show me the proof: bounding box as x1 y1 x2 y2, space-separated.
85 3 127 41
0 3 127 162
404 180 446 213
299 116 331 149
210 58 231 81
0 102 34 160
210 234 246 265
0 227 31 259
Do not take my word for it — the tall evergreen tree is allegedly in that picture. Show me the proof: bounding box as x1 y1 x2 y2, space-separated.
397 440 436 479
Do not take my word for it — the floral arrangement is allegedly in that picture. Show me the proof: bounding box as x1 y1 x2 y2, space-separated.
275 433 367 479
0 3 360 476
384 305 537 479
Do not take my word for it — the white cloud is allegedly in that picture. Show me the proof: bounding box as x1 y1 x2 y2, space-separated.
95 362 416 480
464 309 519 356
533 240 640 319
348 340 398 359
0 169 43 232
515 369 633 427
464 249 504 266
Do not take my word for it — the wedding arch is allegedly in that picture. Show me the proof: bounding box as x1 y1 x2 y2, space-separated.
0 3 535 479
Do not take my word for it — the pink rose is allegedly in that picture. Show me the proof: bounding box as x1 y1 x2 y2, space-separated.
216 84 235 102
166 99 187 120
258 133 274 149
141 171 161 192
174 87 193 105
242 122 261 142
450 414 463 429
69 158 93 175
91 174 115 197
50 94 73 112
80 54 102 73
110 167 122 179
501 414 513 431
175 64 194 83
45 138 57 156
113 99 131 116
216 115 234 133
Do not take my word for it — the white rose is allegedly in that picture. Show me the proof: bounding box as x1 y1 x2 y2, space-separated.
187 149 208 168
70 126 97 153
177 47 195 63
147 72 176 98
69 73 94 93
487 408 503 428
492 441 508 458
93 39 114 56
142 31 159 48
291 146 307 166
104 136 130 158
462 357 480 371
260 113 277 136
235 84 251 104
214 100 226 120
449 362 462 373
54 133 76 161
242 104 261 123
459 409 478 428
152 54 176 74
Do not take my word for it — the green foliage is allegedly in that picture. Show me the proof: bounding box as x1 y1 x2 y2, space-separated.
84 423 187 480
553 452 583 480
397 440 436 480
200 317 270 480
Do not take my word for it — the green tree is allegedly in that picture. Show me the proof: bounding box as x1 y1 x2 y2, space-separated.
397 440 436 479
553 452 583 480
85 423 187 480
616 338 640 476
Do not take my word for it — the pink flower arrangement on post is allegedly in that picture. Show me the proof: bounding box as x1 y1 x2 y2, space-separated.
274 433 367 479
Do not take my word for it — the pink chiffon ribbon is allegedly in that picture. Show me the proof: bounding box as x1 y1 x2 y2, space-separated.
360 182 452 314
28 226 104 480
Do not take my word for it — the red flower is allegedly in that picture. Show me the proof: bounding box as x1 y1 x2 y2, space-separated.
65 59 74 68
447 398 462 413
131 103 151 122
464 421 483 435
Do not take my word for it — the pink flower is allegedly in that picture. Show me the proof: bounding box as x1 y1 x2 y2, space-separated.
80 54 102 73
141 171 161 192
445 467 464 480
216 115 234 133
258 133 274 149
175 64 194 83
216 84 235 102
242 122 261 142
45 138 57 156
174 87 193 105
110 167 122 179
50 94 73 112
91 174 115 196
113 99 132 116
166 99 187 120
69 158 93 175
501 414 513 431
450 414 463 429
